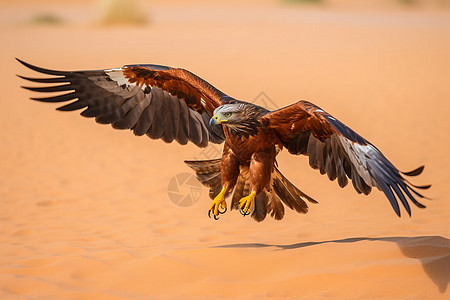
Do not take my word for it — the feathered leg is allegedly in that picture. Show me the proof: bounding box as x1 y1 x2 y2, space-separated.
208 144 240 219
238 150 274 221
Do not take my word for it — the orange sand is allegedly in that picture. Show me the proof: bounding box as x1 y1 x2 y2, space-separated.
1 1 449 299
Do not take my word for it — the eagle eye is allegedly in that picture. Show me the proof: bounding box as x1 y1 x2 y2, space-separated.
224 112 232 118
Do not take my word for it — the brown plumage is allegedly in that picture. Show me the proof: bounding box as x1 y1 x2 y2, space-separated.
17 58 430 222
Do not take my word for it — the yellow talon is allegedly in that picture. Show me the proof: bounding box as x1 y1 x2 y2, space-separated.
239 191 256 215
209 187 227 217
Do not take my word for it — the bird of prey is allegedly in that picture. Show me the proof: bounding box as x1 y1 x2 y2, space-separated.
17 58 430 222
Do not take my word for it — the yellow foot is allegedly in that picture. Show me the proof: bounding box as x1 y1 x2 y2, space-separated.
238 191 256 216
208 187 227 220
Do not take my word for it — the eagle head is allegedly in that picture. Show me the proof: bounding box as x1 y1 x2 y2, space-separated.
210 102 267 137
209 103 246 126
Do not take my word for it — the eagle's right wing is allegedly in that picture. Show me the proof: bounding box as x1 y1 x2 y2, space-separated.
265 100 430 217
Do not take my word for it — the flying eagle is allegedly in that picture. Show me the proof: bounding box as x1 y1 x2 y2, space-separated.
17 58 430 222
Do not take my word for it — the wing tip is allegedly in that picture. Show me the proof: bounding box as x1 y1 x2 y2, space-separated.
16 58 35 70
393 205 401 217
15 57 26 65
16 58 67 76
401 165 425 177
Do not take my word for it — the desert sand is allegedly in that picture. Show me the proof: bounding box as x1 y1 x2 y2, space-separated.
1 0 449 299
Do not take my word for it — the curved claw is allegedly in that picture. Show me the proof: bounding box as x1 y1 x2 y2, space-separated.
208 209 220 220
218 205 227 214
237 191 255 217
239 208 250 217
208 186 226 220
236 205 248 216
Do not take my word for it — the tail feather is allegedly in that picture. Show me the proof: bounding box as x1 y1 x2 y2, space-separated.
231 166 250 210
184 158 221 174
185 159 317 221
273 166 318 214
252 191 268 222
196 172 221 188
185 158 222 199
267 191 285 220
231 174 246 210
275 166 318 204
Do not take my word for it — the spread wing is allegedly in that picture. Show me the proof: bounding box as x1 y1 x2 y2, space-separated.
17 58 226 147
265 100 430 217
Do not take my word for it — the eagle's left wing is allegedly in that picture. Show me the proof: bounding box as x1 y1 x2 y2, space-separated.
17 58 226 147
264 100 430 217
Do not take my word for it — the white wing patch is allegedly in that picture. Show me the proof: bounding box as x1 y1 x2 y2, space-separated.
105 68 134 87
337 136 378 187
105 68 150 91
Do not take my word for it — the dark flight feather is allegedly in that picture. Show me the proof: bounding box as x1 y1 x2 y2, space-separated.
18 58 226 148
265 100 429 217
402 166 425 177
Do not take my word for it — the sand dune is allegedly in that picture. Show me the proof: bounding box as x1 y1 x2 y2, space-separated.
1 1 449 299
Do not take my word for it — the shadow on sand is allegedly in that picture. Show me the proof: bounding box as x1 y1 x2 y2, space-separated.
216 235 450 293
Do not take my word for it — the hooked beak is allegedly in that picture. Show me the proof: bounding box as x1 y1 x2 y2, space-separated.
209 115 221 127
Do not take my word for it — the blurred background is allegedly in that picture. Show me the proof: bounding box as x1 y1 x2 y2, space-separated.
1 0 450 299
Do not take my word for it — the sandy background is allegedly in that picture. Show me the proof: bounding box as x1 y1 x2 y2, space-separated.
1 0 450 299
